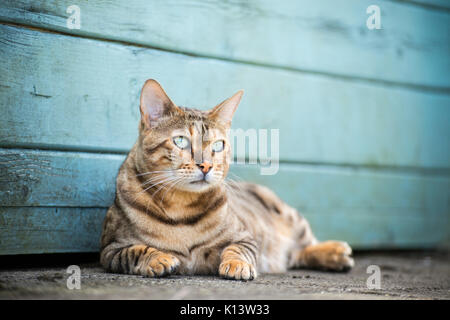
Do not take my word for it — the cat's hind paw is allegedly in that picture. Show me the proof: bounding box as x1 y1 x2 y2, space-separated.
302 241 354 272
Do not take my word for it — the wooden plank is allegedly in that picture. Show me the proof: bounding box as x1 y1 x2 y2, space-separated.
1 25 449 168
0 148 448 249
0 207 106 254
232 164 450 249
0 0 449 88
0 149 123 207
402 0 450 10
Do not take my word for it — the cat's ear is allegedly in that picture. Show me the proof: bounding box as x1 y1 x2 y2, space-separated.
208 90 244 126
140 79 180 128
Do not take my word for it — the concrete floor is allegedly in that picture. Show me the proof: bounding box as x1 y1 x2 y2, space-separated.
0 251 449 300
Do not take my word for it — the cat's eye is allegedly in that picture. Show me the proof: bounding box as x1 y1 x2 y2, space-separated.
173 136 190 149
212 140 225 153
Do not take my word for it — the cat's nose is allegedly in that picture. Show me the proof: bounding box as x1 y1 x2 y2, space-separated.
197 162 212 174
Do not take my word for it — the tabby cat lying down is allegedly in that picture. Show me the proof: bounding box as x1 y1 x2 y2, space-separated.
100 79 354 280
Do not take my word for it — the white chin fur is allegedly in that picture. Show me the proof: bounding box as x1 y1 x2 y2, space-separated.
180 182 215 192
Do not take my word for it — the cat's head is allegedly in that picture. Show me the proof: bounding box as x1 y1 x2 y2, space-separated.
135 79 243 193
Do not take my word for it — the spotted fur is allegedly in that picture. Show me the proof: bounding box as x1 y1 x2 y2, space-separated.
100 80 354 280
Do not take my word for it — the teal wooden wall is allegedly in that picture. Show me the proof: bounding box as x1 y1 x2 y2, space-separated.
0 0 449 254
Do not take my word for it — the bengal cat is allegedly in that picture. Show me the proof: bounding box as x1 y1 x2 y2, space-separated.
100 79 354 280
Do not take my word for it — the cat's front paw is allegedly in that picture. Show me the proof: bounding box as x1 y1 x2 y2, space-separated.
219 259 257 281
144 253 180 277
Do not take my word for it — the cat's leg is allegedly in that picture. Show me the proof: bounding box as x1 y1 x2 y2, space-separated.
100 244 180 277
288 214 354 272
219 240 258 281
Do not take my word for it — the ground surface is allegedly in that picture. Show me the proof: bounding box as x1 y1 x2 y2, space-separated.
0 251 448 300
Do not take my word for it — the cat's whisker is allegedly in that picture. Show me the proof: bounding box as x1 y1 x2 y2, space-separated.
148 174 183 194
227 175 245 190
141 175 174 190
159 177 185 205
227 171 244 183
136 169 177 177
146 177 180 194
223 178 244 198
133 176 180 204
151 178 180 199
140 174 174 186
